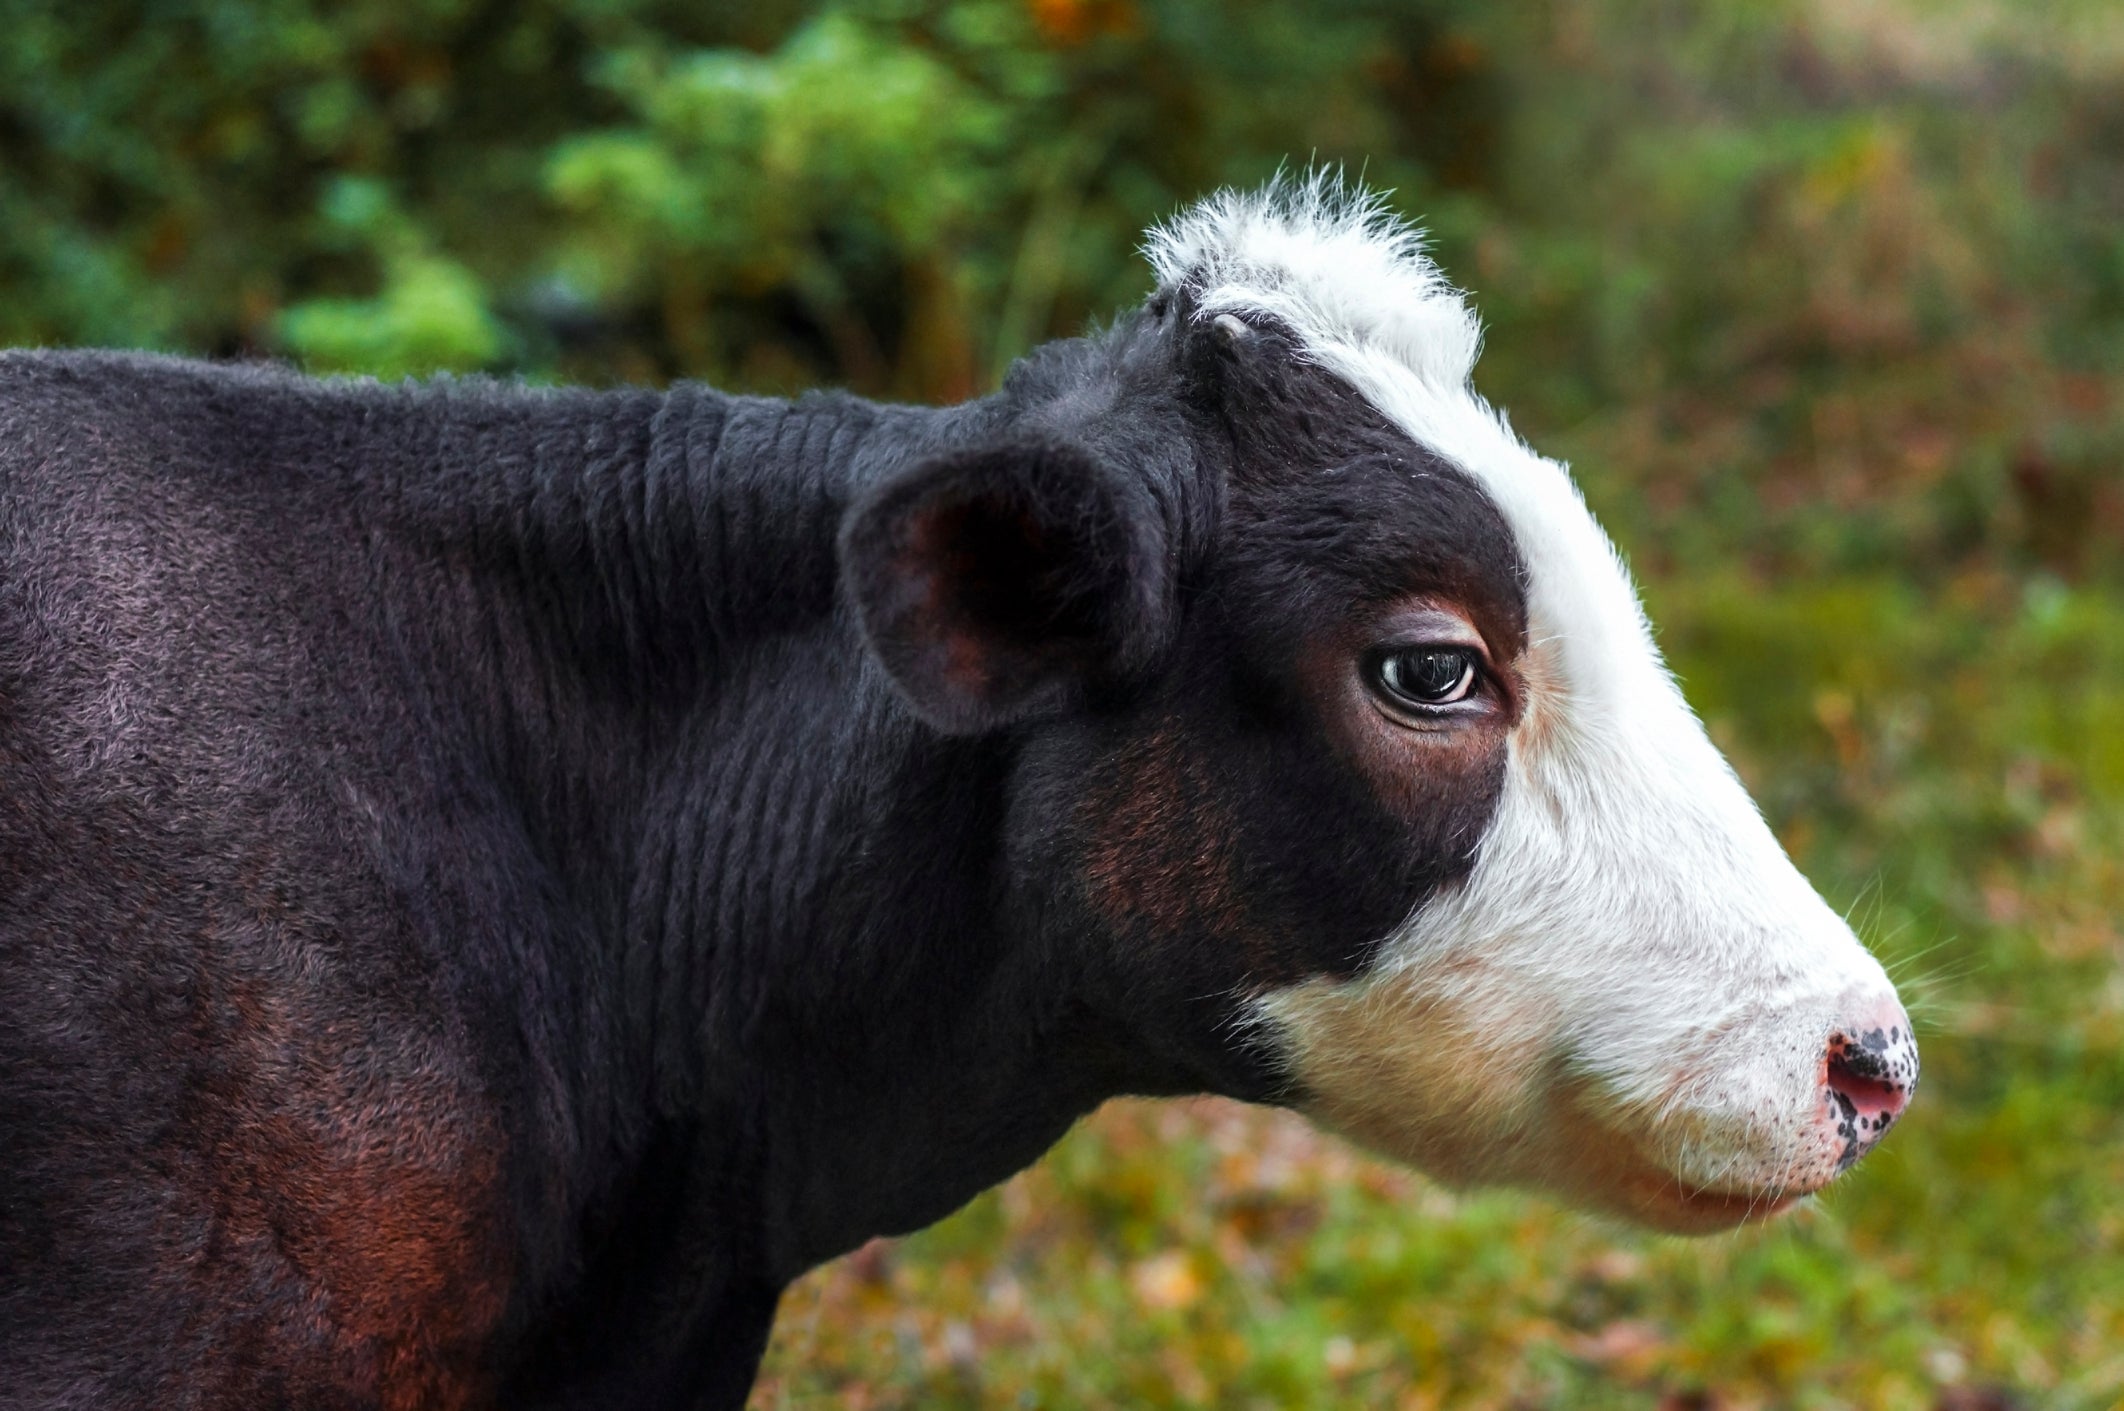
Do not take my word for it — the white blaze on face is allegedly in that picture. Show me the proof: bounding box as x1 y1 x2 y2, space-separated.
1150 178 1911 1229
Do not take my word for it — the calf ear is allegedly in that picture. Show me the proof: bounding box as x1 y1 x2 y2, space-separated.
840 438 1175 734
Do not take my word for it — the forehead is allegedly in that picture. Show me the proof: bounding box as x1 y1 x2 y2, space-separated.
1142 178 1638 675
1200 331 1528 656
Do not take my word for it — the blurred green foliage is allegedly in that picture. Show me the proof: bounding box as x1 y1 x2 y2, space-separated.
4 0 2122 1406
5 0 2123 584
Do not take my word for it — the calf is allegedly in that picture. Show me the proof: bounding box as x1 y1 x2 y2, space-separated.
0 179 1914 1410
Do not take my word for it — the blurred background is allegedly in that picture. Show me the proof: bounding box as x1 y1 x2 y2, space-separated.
5 0 2121 1405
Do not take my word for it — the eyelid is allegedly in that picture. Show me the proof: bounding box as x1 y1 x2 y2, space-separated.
1374 629 1491 670
1374 605 1488 652
1379 633 1486 659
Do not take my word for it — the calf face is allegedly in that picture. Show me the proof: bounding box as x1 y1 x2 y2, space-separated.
844 178 1913 1232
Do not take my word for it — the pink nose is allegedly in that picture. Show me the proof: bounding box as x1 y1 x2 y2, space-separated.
1824 1009 1918 1168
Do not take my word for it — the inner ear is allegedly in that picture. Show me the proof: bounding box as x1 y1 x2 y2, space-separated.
915 493 1109 651
840 438 1174 734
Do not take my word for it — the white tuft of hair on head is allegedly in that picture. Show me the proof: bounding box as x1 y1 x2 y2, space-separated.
1145 170 1484 397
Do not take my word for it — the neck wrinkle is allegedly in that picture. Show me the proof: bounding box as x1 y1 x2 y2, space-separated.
390 381 916 683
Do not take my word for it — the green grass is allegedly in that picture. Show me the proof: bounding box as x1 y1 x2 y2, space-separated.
754 574 2124 1409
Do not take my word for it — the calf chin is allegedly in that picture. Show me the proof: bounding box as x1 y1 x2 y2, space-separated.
1252 885 1913 1234
1258 966 1898 1233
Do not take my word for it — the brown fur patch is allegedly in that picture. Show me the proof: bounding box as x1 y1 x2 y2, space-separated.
1260 965 1552 1188
1508 636 1568 768
248 1101 509 1411
176 976 512 1409
1081 720 1248 944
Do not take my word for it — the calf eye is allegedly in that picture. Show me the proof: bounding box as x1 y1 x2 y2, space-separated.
1369 647 1479 711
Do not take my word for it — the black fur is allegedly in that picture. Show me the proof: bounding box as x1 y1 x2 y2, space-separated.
0 303 1524 1409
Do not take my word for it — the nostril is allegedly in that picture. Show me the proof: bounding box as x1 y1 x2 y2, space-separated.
1826 1054 1906 1123
1818 1010 1918 1174
1825 1029 1913 1133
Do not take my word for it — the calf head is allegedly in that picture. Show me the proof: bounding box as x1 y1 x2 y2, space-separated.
841 179 1914 1232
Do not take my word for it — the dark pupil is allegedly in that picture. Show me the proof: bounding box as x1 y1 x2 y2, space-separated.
1389 650 1466 701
